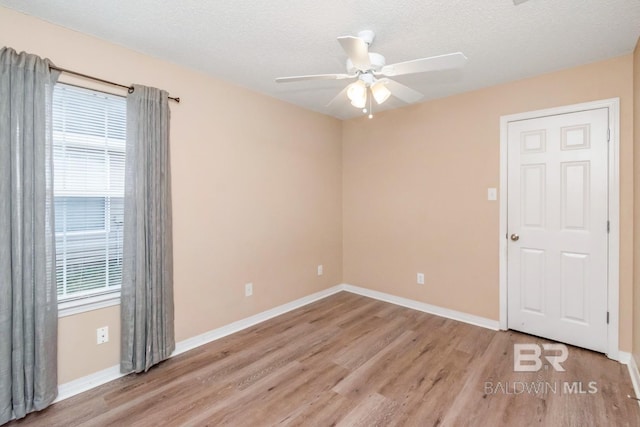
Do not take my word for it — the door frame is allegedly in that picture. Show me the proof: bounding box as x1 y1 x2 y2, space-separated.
499 98 620 360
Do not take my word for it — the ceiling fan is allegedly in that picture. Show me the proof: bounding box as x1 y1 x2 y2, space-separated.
275 30 468 118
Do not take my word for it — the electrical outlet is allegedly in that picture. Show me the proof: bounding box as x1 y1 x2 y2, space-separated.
317 265 323 276
417 273 425 285
97 326 109 344
245 282 253 297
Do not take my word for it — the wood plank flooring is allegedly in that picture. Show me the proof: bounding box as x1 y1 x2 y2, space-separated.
7 292 640 426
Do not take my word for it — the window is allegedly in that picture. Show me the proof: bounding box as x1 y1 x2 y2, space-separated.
52 84 126 315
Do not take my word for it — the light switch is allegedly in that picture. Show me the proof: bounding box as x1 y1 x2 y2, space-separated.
487 188 497 201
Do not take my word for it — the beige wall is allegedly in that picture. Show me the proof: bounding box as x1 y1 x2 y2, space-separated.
0 7 343 383
343 55 634 351
633 38 640 366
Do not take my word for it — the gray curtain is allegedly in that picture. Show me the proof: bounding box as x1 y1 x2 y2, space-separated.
0 47 60 423
120 84 174 373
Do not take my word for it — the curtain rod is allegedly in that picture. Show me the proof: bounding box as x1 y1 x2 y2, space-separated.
50 65 180 103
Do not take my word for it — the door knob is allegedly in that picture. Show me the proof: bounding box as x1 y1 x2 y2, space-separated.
510 234 520 241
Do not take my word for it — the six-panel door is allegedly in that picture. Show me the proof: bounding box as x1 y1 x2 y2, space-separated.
507 108 609 353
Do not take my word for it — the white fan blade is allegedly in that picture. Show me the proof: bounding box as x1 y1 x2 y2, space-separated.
384 79 424 104
276 73 356 83
337 36 371 70
379 52 468 77
326 86 350 108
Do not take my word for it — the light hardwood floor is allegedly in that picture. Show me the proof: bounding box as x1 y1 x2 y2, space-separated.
8 292 640 426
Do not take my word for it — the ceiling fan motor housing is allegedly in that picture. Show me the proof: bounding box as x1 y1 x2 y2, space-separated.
356 30 375 45
346 52 386 74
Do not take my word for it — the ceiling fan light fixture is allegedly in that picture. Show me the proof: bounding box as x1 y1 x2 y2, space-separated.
347 81 367 108
371 80 391 104
347 81 366 100
350 95 367 109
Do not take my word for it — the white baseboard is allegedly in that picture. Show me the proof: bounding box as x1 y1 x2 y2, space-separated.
618 351 632 364
626 353 640 408
341 284 500 330
626 353 640 405
55 285 344 402
55 364 124 403
173 285 344 356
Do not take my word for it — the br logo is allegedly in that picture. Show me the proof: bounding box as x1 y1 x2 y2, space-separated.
513 343 569 372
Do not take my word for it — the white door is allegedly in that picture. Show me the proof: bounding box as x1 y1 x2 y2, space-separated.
507 108 609 353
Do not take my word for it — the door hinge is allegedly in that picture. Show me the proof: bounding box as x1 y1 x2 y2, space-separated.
607 311 610 324
607 128 611 142
607 220 610 233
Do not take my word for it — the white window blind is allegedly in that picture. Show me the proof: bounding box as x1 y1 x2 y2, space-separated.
52 84 126 301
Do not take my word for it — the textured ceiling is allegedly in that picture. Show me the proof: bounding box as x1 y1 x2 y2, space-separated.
1 0 639 119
